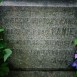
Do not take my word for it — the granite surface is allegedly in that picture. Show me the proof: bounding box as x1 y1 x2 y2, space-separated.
0 7 77 68
7 71 75 77
2 0 76 3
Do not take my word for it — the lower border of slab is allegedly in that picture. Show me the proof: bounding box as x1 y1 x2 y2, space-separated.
7 71 75 77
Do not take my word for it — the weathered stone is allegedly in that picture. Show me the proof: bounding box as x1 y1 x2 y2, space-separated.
7 71 75 77
0 7 77 68
3 0 76 3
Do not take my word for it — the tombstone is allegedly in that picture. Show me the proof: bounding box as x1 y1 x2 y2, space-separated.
0 1 77 77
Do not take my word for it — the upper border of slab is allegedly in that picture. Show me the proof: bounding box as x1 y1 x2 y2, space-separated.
0 1 77 7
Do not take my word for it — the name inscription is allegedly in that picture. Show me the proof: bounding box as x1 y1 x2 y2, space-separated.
1 7 76 68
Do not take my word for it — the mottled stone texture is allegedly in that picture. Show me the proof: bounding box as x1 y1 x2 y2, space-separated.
3 0 76 3
0 7 77 68
7 71 75 77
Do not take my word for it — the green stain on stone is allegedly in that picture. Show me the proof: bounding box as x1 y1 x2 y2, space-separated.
74 39 77 45
0 0 3 3
0 28 4 33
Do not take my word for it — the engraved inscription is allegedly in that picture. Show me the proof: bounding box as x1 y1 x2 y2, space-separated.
1 7 77 68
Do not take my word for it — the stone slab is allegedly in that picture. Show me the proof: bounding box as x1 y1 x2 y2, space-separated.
0 7 77 68
2 0 76 3
7 71 75 77
0 1 76 7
